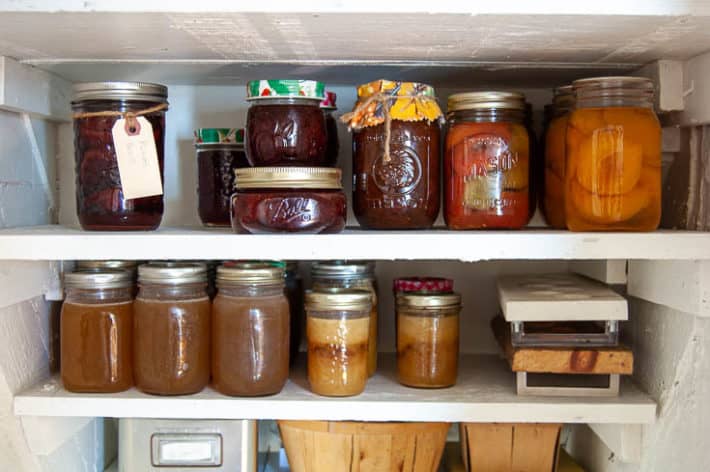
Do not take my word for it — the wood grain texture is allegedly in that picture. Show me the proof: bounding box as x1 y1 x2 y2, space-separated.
492 316 634 375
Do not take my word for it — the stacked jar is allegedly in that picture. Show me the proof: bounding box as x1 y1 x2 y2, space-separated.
231 80 346 233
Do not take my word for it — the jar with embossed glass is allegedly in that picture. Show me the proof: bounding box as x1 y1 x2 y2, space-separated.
343 80 442 229
231 167 346 234
444 91 531 229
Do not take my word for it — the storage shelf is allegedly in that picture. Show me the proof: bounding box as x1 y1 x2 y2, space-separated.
1 225 710 261
14 354 655 424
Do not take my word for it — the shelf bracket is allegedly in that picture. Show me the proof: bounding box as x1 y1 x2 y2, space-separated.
570 260 627 285
587 423 643 464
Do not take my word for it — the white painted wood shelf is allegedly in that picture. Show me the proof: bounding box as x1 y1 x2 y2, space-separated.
0 225 709 261
14 354 656 424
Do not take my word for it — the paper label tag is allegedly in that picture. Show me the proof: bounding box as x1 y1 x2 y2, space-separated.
112 116 163 199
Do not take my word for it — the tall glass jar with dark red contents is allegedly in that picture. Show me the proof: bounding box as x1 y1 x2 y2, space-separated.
343 80 443 229
321 91 339 166
72 82 168 230
195 128 249 227
245 80 328 167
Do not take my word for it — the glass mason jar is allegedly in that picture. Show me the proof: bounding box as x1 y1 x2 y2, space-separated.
212 264 290 396
133 262 211 395
321 91 339 166
305 289 372 397
344 80 443 229
72 82 168 231
543 85 574 229
566 77 661 231
311 261 378 377
396 293 461 388
445 92 531 229
195 128 249 227
61 269 134 393
245 80 328 167
285 262 304 364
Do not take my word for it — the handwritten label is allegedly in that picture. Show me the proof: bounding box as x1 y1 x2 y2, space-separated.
112 117 163 199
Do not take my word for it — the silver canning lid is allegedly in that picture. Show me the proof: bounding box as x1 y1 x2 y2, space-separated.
73 81 168 103
311 261 375 280
447 91 526 112
397 292 462 309
217 263 285 285
64 268 133 289
138 262 207 285
235 167 342 190
305 288 372 312
572 76 653 91
76 260 139 271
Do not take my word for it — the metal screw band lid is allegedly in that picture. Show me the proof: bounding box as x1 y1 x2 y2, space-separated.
73 81 168 103
396 292 462 309
305 288 373 312
64 268 133 289
235 167 342 190
311 261 375 280
447 91 526 112
76 260 139 271
138 262 207 285
217 263 285 286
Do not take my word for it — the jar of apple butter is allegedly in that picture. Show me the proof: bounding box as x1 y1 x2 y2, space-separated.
61 269 134 393
212 263 290 396
305 289 372 397
134 262 211 395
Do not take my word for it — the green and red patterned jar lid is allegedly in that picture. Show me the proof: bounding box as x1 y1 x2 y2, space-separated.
194 128 244 145
320 91 337 109
246 80 325 101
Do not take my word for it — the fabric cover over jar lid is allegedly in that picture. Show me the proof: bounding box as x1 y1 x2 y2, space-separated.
194 128 244 145
246 80 325 101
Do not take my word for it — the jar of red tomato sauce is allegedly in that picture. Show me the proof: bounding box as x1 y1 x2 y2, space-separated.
444 92 530 229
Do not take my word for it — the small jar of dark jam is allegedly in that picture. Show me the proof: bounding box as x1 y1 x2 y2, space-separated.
245 80 328 167
321 91 339 166
231 167 346 234
72 82 168 231
195 128 249 227
343 80 443 229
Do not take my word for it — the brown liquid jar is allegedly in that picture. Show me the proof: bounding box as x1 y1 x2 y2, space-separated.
306 289 372 397
134 262 211 395
61 269 134 393
72 82 168 231
396 293 461 388
212 264 290 396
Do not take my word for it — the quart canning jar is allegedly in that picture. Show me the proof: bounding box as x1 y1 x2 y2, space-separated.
543 85 574 229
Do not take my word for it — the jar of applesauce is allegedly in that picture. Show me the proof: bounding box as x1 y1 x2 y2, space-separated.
305 289 372 397
566 77 661 231
212 263 290 396
444 92 530 229
134 262 211 395
396 293 461 388
543 85 574 229
61 269 134 393
311 261 378 377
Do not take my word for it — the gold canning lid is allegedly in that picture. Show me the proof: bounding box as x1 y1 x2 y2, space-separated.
305 288 372 312
217 263 285 285
447 91 526 112
235 167 342 190
396 292 462 309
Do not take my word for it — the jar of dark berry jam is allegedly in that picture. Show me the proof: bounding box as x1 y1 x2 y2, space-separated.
72 82 168 231
321 91 339 166
231 167 346 234
245 80 328 167
342 80 443 229
195 128 249 227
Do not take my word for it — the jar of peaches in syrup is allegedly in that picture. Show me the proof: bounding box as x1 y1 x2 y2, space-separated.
566 77 661 231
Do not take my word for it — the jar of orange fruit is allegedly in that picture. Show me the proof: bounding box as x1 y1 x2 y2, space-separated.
543 85 574 229
444 92 530 229
566 77 661 231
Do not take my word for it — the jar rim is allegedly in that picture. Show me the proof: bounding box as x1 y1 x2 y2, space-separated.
72 81 168 103
305 288 372 311
138 262 207 284
396 292 462 309
311 261 375 280
64 268 133 289
216 263 285 285
447 91 526 112
76 260 139 271
235 167 342 190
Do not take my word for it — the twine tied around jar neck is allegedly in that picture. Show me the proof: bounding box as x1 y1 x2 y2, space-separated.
72 103 168 136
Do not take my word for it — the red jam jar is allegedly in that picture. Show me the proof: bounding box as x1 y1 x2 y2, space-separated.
393 277 454 294
245 80 329 167
321 91 339 166
231 167 346 234
195 128 249 227
72 82 168 231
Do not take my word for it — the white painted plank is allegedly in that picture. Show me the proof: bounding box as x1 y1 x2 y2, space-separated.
570 260 627 284
0 57 71 121
0 261 56 308
588 423 643 464
635 60 684 112
679 50 710 125
1 226 710 262
14 354 656 425
20 416 95 456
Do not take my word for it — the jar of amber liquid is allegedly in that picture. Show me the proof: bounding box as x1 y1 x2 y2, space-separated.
285 262 304 364
396 293 461 388
543 85 574 229
311 261 378 377
134 263 211 395
445 92 530 229
212 264 290 396
61 269 134 393
306 289 372 397
566 77 661 231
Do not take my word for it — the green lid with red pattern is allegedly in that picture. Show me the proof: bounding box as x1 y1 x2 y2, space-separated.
194 128 244 145
247 80 325 101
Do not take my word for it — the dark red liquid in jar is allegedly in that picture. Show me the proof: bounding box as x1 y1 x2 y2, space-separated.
324 110 339 166
246 101 328 166
353 120 440 229
72 100 165 231
231 188 346 234
197 145 249 227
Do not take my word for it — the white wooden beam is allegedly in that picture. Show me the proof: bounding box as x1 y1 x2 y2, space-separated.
570 260 627 284
635 60 684 113
588 423 643 464
0 56 71 121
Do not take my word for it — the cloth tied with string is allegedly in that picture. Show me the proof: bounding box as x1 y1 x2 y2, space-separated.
73 103 168 136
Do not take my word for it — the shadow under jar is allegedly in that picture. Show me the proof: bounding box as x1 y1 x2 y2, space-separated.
245 79 328 167
60 269 134 393
231 167 346 234
133 262 211 395
343 80 443 229
72 81 168 230
212 264 290 396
